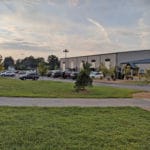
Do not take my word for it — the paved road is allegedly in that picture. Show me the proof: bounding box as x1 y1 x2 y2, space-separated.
39 77 150 91
93 82 150 91
0 97 149 110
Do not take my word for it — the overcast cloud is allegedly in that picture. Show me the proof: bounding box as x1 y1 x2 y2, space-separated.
0 0 150 59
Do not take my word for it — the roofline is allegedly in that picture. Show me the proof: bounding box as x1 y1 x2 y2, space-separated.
120 58 150 64
60 49 150 59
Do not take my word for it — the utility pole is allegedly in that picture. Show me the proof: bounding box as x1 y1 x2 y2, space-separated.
0 55 2 63
63 49 69 70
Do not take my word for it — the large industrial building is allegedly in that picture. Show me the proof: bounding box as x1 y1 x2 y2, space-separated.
60 50 150 74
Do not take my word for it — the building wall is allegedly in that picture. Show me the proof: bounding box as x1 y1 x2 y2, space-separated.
76 56 88 70
137 64 150 73
117 50 150 65
60 58 65 71
68 58 77 69
87 55 100 69
60 50 150 71
100 53 117 68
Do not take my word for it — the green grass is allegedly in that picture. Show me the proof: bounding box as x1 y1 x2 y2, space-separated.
0 78 137 98
0 107 149 150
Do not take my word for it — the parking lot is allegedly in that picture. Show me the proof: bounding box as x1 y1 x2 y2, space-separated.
1 70 150 92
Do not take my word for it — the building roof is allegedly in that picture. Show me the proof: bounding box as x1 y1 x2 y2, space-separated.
121 59 150 65
60 49 150 59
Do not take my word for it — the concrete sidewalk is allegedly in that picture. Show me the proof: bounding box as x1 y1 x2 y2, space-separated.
0 97 149 110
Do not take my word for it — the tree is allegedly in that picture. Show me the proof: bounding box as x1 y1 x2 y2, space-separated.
74 62 93 92
99 63 108 77
22 56 37 69
145 69 150 81
36 57 45 65
99 63 116 80
15 57 46 70
47 55 60 70
107 67 116 80
15 59 24 70
16 56 38 70
123 65 133 80
37 62 47 76
3 56 14 69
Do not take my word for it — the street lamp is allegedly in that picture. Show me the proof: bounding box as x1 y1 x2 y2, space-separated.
0 55 2 63
63 49 69 70
63 49 69 58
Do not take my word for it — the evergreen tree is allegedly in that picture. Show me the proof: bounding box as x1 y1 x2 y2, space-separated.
74 62 92 92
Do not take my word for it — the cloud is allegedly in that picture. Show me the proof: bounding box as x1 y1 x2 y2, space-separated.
87 18 110 42
68 0 80 6
0 0 150 59
138 18 150 48
0 41 50 52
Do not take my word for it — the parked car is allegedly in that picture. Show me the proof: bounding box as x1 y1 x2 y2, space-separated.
70 71 79 80
19 73 39 80
0 71 15 77
62 71 72 79
90 71 104 79
51 70 62 78
18 70 27 75
47 70 53 77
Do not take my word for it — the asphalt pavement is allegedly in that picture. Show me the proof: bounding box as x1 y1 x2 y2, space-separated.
93 82 150 91
0 97 149 110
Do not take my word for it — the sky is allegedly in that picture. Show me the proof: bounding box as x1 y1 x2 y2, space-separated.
0 0 150 60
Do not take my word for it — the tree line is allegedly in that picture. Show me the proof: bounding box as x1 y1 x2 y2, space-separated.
0 55 60 70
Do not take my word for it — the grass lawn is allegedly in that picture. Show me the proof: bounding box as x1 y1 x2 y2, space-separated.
0 107 149 150
0 78 137 98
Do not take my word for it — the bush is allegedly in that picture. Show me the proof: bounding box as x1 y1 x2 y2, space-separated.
145 70 150 81
99 63 108 77
74 62 93 92
37 62 48 76
99 63 116 80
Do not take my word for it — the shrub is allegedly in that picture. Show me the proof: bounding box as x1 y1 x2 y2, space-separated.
37 62 48 76
99 63 116 80
74 62 93 92
145 69 150 81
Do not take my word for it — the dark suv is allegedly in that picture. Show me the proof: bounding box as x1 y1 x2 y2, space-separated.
51 70 62 78
19 73 39 80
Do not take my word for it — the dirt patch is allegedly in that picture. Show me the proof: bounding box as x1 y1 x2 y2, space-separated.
141 107 150 111
133 92 150 99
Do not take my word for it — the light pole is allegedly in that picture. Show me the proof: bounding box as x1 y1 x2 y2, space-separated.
63 49 69 70
0 55 2 63
0 55 3 71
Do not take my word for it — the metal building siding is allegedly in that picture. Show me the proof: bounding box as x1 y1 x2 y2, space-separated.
60 50 150 70
60 58 65 69
101 53 117 67
67 57 76 69
117 50 150 65
76 56 88 69
87 55 101 68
